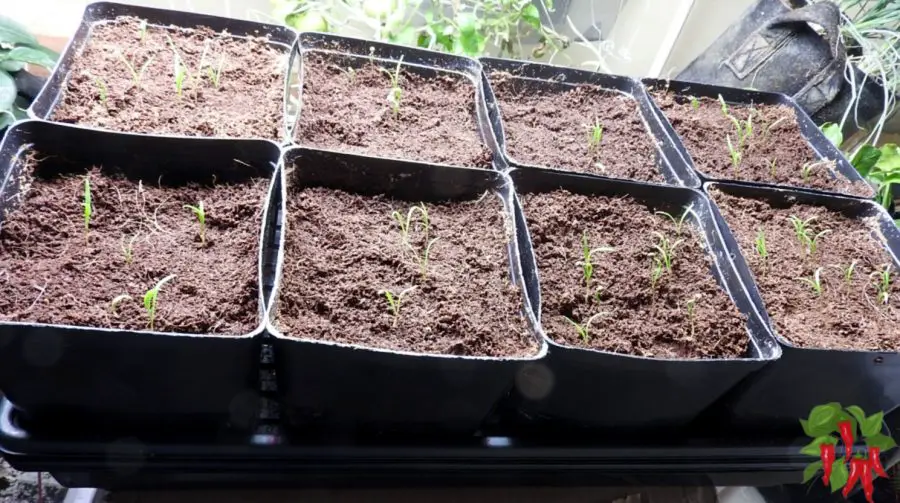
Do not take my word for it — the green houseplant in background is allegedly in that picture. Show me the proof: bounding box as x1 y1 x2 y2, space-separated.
0 15 58 130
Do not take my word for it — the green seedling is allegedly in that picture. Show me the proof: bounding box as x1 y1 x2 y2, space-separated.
873 265 893 305
183 201 206 245
685 296 699 338
82 176 92 238
121 234 139 264
844 260 858 286
138 20 148 42
94 77 108 106
143 274 175 331
788 215 830 255
800 267 825 296
587 118 603 151
206 55 226 88
110 294 133 316
768 158 777 178
652 231 683 272
718 94 729 117
656 205 696 236
801 162 815 182
755 228 768 261
727 135 742 173
382 286 416 327
391 203 429 246
417 237 439 278
577 231 615 290
116 50 155 88
563 312 607 343
690 96 700 110
379 57 404 117
650 257 665 290
173 54 188 97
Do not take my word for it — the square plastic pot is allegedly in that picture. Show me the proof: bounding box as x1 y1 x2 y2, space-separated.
289 32 495 166
508 167 780 431
0 120 282 433
642 78 874 199
479 57 700 187
705 182 900 430
27 1 298 143
267 147 547 437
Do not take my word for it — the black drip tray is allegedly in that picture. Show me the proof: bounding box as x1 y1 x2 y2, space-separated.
0 398 816 490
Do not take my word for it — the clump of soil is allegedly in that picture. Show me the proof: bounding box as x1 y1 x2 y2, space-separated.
51 16 286 140
295 52 492 168
275 184 537 357
0 153 268 334
711 190 900 350
489 73 663 182
651 91 869 196
521 190 748 358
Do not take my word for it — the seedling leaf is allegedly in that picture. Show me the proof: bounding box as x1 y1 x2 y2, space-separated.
143 274 175 330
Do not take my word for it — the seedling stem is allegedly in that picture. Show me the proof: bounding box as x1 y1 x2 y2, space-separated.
382 286 416 327
143 275 175 331
563 312 607 343
184 201 206 245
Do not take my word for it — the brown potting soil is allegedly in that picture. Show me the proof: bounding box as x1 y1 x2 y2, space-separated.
650 92 869 196
489 74 663 182
295 52 492 168
0 153 268 334
275 185 538 357
711 190 900 350
51 16 286 140
522 191 748 358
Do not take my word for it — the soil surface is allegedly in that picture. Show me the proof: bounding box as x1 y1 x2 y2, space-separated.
275 185 537 357
711 190 900 350
522 191 748 358
489 73 662 182
0 153 268 334
295 52 491 168
650 91 869 196
0 459 65 503
51 16 286 140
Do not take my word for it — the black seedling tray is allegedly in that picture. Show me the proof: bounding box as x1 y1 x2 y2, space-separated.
27 1 298 143
642 78 875 199
705 182 900 430
266 147 546 436
506 167 780 431
0 396 820 490
0 120 282 432
479 58 700 188
290 32 497 166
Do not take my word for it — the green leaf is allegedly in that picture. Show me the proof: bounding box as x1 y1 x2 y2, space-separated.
830 458 849 492
392 27 420 47
851 145 882 178
800 435 837 456
0 69 15 113
0 51 23 72
845 405 867 425
861 412 885 438
456 13 485 56
808 404 841 436
4 46 56 69
803 460 823 483
0 15 39 48
521 4 542 30
821 123 843 147
865 433 897 451
875 144 900 173
0 110 14 131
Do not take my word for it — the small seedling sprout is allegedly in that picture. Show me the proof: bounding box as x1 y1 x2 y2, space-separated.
685 295 699 338
143 275 175 331
391 203 428 246
110 294 133 316
380 56 404 117
174 54 188 97
184 201 206 245
755 229 768 261
788 215 830 255
587 118 603 151
718 94 729 117
800 267 825 296
138 20 148 42
418 238 439 278
690 96 699 110
121 234 139 264
656 205 696 236
94 77 108 106
873 264 893 305
844 260 858 286
382 286 416 327
206 55 226 88
650 257 665 290
577 231 614 295
726 135 742 173
563 312 607 343
652 231 683 272
82 176 92 235
116 50 155 88
801 162 814 182
768 159 777 178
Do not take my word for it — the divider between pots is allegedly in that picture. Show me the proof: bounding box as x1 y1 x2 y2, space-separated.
642 78 874 199
265 146 546 437
506 167 779 431
0 120 282 433
479 58 700 187
703 181 900 430
28 1 297 142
